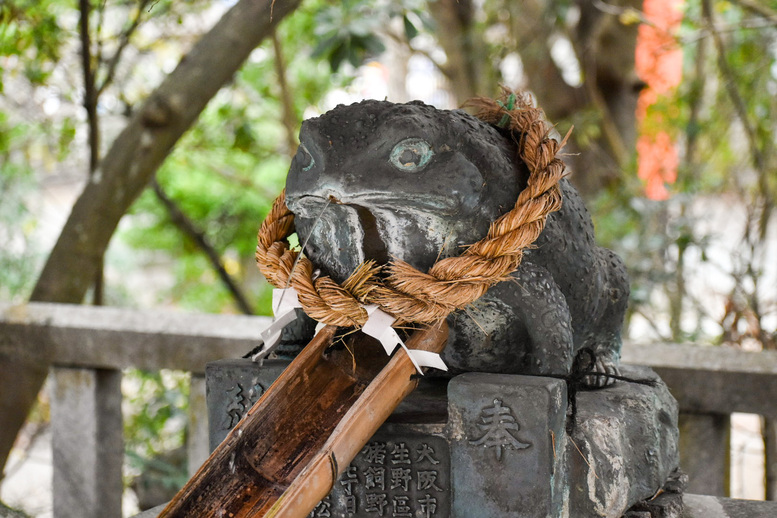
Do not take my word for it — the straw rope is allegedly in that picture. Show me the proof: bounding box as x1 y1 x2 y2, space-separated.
255 89 569 326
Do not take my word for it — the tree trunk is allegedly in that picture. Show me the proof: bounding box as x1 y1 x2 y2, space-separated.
428 0 495 104
0 0 302 479
507 0 642 197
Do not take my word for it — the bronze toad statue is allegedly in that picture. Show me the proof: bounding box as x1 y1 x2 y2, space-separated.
283 100 628 386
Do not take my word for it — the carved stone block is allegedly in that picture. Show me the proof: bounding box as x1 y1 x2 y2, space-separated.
568 365 680 517
205 358 289 451
206 360 680 517
447 373 567 517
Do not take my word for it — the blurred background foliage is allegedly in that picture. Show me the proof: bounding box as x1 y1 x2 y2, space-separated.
2 0 777 510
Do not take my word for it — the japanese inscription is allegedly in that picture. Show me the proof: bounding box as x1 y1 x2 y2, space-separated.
223 382 265 428
310 434 449 517
470 398 531 461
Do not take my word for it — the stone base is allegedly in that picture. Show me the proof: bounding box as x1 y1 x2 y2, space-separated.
205 361 680 517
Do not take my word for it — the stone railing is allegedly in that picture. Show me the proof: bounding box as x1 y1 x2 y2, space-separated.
1 302 776 517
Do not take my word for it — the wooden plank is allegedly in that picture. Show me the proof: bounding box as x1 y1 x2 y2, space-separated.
267 323 449 518
159 323 449 517
159 325 357 516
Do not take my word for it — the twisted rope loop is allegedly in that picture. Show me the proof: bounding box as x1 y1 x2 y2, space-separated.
255 89 568 326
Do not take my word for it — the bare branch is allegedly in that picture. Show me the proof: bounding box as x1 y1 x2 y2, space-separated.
271 30 298 156
152 179 254 315
384 31 447 77
79 0 100 175
703 0 772 240
730 0 777 23
96 0 153 96
10 0 303 480
702 0 765 173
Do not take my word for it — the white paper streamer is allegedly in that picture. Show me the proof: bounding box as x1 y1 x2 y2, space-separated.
253 290 447 374
252 288 302 362
361 304 448 375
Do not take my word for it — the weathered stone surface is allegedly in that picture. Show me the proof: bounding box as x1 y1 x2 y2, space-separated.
206 361 679 517
205 358 289 451
678 413 729 496
51 367 123 518
0 302 270 373
623 469 686 518
568 365 679 518
311 429 451 518
681 494 777 518
622 343 777 419
187 374 209 477
129 494 777 518
447 372 568 517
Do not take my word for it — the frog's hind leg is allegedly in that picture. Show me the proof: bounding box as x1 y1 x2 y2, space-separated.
579 247 630 388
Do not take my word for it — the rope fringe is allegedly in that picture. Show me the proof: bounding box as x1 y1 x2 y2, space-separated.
255 89 569 327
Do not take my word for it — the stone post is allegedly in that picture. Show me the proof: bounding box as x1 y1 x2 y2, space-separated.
679 413 730 496
51 367 123 518
187 373 209 477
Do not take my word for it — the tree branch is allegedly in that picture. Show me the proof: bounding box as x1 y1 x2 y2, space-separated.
31 0 302 304
151 179 254 315
79 0 104 306
6 0 302 480
271 29 298 156
96 0 152 96
79 0 99 175
384 31 447 80
703 0 765 173
703 0 772 239
730 0 777 23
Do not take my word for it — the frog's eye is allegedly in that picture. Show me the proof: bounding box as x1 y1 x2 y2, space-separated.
294 143 315 172
389 138 434 172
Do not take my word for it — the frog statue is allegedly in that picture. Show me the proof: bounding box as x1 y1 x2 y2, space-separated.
283 98 629 387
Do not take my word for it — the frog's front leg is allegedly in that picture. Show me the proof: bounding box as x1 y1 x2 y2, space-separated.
507 262 576 377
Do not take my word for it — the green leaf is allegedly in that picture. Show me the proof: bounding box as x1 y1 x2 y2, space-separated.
403 14 418 40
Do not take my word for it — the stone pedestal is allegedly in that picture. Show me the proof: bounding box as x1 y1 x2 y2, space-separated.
206 361 680 518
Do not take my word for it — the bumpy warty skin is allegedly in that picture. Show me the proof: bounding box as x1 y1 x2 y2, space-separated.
284 100 628 382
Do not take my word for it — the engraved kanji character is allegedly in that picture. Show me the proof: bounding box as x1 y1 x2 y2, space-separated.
416 470 443 492
418 494 438 518
362 441 387 464
365 493 388 515
392 495 412 517
340 465 358 496
390 442 411 464
390 467 411 491
344 495 357 514
224 383 249 428
416 443 440 465
310 498 331 517
470 398 530 461
365 466 385 490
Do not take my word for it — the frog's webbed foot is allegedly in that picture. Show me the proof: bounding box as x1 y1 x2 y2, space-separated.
574 348 620 388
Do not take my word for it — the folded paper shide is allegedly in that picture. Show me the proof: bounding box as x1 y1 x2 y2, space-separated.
253 287 447 374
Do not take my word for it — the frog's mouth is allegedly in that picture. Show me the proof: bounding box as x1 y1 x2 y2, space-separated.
350 203 390 266
289 192 460 281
